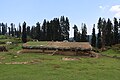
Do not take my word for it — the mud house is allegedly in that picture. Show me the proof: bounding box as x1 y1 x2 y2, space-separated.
22 42 98 57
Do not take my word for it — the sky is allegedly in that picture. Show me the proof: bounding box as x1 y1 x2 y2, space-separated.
0 0 120 37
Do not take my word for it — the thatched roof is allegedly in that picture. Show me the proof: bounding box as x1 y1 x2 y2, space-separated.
23 42 92 51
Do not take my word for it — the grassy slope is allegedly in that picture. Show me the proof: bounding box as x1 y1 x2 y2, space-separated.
0 52 120 80
0 39 120 80
101 49 120 57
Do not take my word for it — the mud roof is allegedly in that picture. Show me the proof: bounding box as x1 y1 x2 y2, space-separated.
47 42 92 50
23 42 92 51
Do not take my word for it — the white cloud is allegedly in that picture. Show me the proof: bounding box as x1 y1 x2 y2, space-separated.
110 5 120 12
99 6 103 9
114 12 120 18
99 5 109 15
99 6 105 10
110 5 120 18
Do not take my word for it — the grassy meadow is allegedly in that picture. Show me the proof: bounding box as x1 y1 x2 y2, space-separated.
0 52 120 80
0 35 120 80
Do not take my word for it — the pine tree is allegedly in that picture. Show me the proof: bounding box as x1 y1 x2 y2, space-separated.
91 24 96 47
0 23 1 35
22 22 27 43
73 25 78 41
30 26 36 39
51 18 61 41
27 26 30 37
14 27 17 37
65 17 70 40
105 18 113 46
97 17 106 48
36 22 41 41
119 19 120 43
60 16 70 40
8 27 10 35
1 23 6 35
56 18 62 41
42 19 47 41
97 17 102 30
11 23 14 37
113 17 119 44
102 19 106 47
46 21 51 41
5 23 7 35
81 23 87 42
97 29 102 48
18 23 21 38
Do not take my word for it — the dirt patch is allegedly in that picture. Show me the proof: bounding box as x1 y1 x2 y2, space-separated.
62 57 80 61
5 62 29 64
2 58 54 64
17 49 45 54
0 56 5 60
3 59 42 64
53 64 61 69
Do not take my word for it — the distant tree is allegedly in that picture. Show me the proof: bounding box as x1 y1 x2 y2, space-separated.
97 17 102 30
56 18 62 41
50 20 55 41
13 24 16 36
11 23 14 37
51 18 61 41
105 18 113 46
36 22 41 41
30 26 36 39
22 22 27 43
27 26 30 37
73 25 78 41
119 19 120 43
42 19 47 40
77 32 81 42
91 24 96 47
60 16 70 40
60 16 65 40
97 29 102 48
14 27 17 37
18 23 21 38
81 23 87 42
5 23 7 34
113 17 119 44
8 27 11 35
46 21 51 41
16 28 19 38
97 17 106 48
1 23 6 35
0 23 1 35
101 19 106 47
65 17 70 40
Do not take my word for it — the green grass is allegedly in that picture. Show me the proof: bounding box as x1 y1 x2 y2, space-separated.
101 49 120 57
0 35 8 39
0 52 120 80
26 41 48 46
0 40 120 80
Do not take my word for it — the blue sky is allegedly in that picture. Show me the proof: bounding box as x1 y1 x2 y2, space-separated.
0 0 120 37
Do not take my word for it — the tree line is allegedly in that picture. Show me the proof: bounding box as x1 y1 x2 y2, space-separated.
0 16 70 42
0 16 120 48
91 17 120 48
